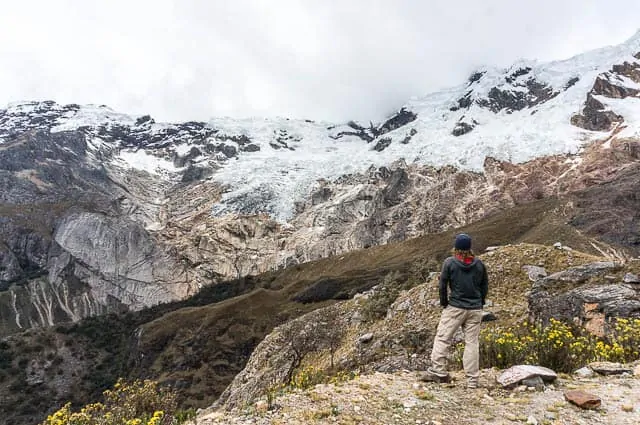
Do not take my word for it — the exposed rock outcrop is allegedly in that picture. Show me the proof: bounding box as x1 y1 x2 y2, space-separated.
528 261 640 336
571 54 640 131
570 93 624 131
476 79 559 113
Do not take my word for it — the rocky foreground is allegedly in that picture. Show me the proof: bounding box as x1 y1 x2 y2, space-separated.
193 364 640 425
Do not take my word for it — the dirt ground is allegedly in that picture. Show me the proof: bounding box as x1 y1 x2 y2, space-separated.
194 364 640 425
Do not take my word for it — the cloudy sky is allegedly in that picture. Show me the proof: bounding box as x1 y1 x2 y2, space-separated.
1 1 639 123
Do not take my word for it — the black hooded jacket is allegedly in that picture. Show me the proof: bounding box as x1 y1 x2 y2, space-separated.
439 256 488 309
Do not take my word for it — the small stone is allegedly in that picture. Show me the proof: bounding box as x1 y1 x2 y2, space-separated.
544 412 556 421
621 404 634 412
623 272 640 283
255 400 269 413
482 311 497 322
358 333 374 344
564 390 601 409
526 415 538 425
516 385 527 392
574 367 594 378
634 364 640 377
403 399 418 408
522 265 547 281
553 242 562 249
353 405 361 412
505 413 517 421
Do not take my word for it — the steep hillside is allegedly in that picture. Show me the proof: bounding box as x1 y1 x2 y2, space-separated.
0 196 631 425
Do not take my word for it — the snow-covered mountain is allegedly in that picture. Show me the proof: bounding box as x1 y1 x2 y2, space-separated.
2 31 639 221
1 31 639 334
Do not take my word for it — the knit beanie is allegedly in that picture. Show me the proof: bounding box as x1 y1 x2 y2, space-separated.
454 233 472 251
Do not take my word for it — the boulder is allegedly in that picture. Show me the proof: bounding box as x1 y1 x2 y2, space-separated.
588 361 632 375
497 365 557 388
564 390 601 409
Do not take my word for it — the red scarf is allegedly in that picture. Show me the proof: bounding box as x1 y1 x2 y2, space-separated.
456 253 474 265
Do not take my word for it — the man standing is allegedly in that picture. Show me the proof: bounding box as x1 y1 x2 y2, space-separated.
421 233 488 389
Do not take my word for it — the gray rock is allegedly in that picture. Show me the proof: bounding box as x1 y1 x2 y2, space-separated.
358 333 374 344
522 265 547 282
497 365 557 388
574 367 595 378
588 361 632 375
521 376 545 391
527 261 639 328
623 272 640 283
481 311 497 322
526 415 538 425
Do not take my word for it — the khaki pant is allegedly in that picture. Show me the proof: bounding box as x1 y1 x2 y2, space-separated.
429 306 483 385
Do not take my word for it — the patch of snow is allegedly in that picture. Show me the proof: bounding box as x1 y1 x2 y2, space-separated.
117 149 179 175
51 104 137 132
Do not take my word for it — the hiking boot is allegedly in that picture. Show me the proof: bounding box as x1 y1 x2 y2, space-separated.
418 370 451 383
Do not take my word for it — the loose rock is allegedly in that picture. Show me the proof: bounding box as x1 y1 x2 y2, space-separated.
358 333 374 344
255 400 269 413
574 367 595 378
623 272 640 283
522 265 547 281
564 390 601 409
497 365 557 388
482 311 497 322
521 376 545 391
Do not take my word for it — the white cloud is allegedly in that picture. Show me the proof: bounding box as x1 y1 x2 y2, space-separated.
1 0 639 123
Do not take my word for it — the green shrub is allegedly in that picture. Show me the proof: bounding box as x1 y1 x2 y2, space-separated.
41 378 191 425
457 318 640 372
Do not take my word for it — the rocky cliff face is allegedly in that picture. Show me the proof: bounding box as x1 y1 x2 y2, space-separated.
0 129 199 336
